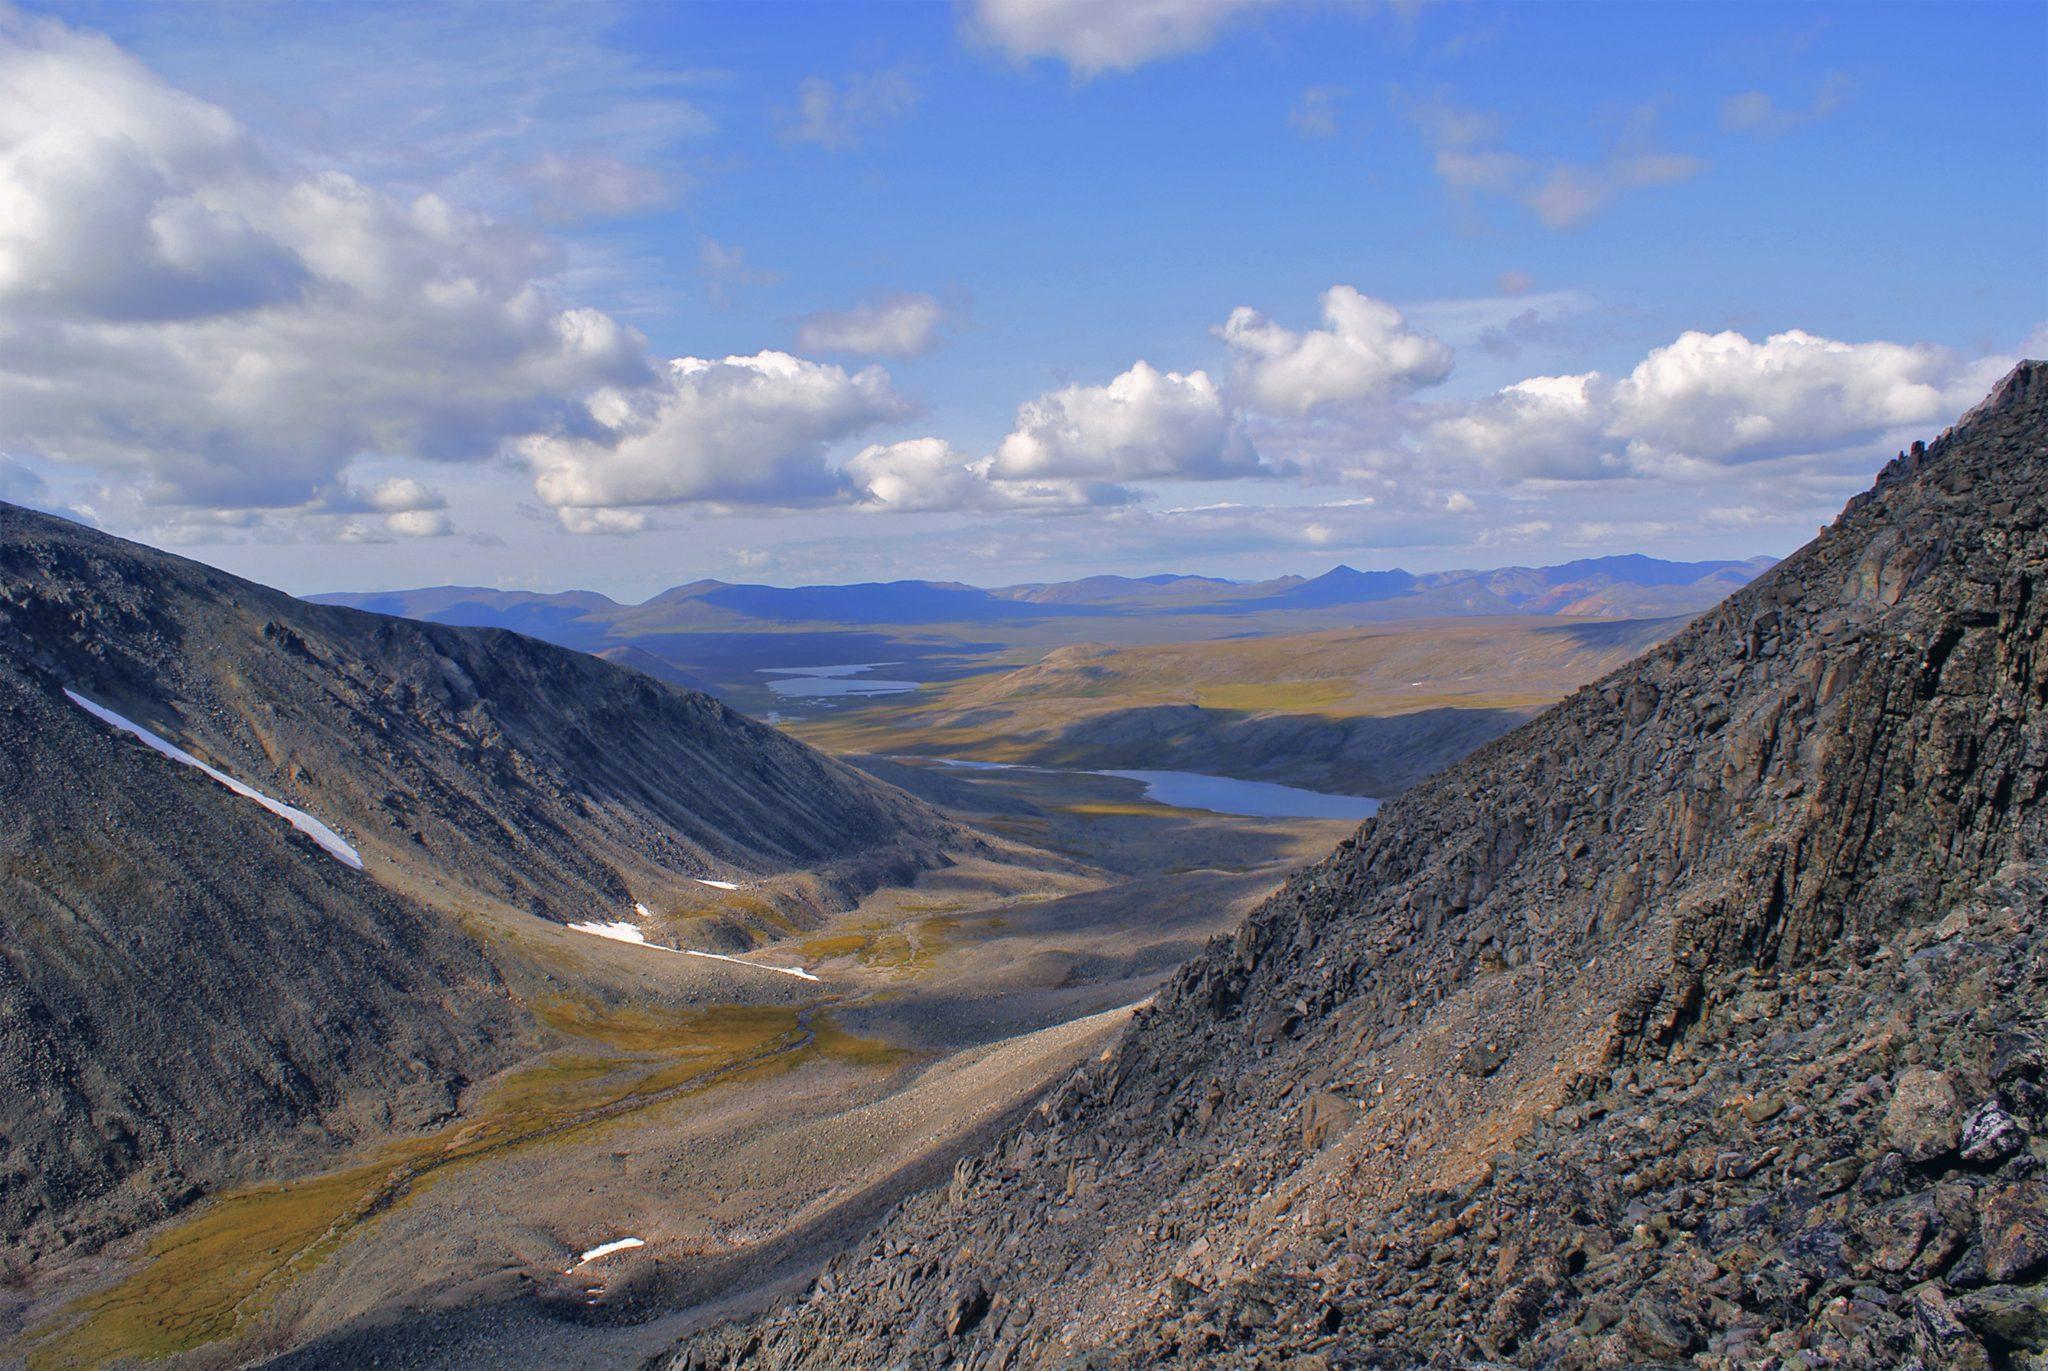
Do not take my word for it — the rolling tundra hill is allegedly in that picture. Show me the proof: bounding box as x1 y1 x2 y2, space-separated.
0 502 952 1257
671 366 2048 1367
792 615 1685 798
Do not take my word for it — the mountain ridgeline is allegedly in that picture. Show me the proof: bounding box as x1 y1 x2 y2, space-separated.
313 554 1774 643
670 369 2048 1367
0 504 951 1254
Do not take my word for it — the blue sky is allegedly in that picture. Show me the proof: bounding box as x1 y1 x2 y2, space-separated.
1 0 2043 597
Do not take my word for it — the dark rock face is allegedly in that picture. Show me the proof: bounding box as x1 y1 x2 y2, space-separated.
0 503 952 1255
0 602 529 1261
668 364 2048 1368
0 504 948 926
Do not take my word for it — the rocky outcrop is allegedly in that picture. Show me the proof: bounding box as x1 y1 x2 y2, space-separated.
0 504 955 1256
667 366 2048 1369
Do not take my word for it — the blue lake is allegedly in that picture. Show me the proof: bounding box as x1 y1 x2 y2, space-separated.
1097 770 1380 820
922 758 1378 821
760 663 922 699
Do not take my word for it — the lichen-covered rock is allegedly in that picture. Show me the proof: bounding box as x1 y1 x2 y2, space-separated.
1886 1068 1964 1163
1983 1181 2048 1283
1962 1100 2028 1164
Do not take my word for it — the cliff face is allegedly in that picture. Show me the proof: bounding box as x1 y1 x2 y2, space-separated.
0 505 952 1254
673 367 2048 1369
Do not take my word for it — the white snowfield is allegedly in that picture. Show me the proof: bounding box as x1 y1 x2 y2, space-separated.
567 1236 644 1271
674 945 819 982
694 877 741 890
63 689 365 870
567 916 819 982
569 919 654 945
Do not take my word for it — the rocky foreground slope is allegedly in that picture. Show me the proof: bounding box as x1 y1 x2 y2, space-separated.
0 504 950 1257
670 368 2048 1370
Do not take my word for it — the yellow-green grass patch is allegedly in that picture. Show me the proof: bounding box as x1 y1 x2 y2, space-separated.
23 1003 888 1370
1052 800 1208 819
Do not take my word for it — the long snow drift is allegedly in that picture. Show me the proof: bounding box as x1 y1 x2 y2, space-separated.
567 916 819 982
568 1237 645 1270
64 689 365 870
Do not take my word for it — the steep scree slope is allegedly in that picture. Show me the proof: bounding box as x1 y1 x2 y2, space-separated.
0 503 950 1254
0 650 522 1260
671 367 2048 1370
0 503 948 922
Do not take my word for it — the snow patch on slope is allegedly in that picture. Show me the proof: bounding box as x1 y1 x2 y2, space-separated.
64 689 364 870
568 919 650 945
568 911 818 981
568 1236 645 1270
676 945 819 982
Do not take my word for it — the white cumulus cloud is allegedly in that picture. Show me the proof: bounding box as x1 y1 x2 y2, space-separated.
524 350 911 517
1430 372 1617 480
844 438 985 512
989 361 1258 482
0 12 649 514
385 508 453 538
363 477 447 514
1219 286 1453 417
1609 329 1996 471
554 506 651 536
846 437 1123 513
1433 329 2007 481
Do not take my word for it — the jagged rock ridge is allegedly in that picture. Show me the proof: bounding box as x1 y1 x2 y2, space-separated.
670 365 2048 1368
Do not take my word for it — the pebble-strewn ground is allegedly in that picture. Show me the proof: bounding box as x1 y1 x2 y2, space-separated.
669 366 2048 1369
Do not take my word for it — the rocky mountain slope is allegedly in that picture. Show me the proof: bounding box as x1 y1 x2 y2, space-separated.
669 366 2048 1369
0 503 950 1256
594 644 727 698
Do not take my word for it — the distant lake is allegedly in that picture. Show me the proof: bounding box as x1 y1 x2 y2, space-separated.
760 663 922 699
1098 770 1380 820
922 758 1378 820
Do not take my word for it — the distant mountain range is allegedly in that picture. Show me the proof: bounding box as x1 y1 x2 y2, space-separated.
313 554 1778 649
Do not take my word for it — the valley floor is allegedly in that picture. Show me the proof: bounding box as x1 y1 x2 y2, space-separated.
3 764 1351 1371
